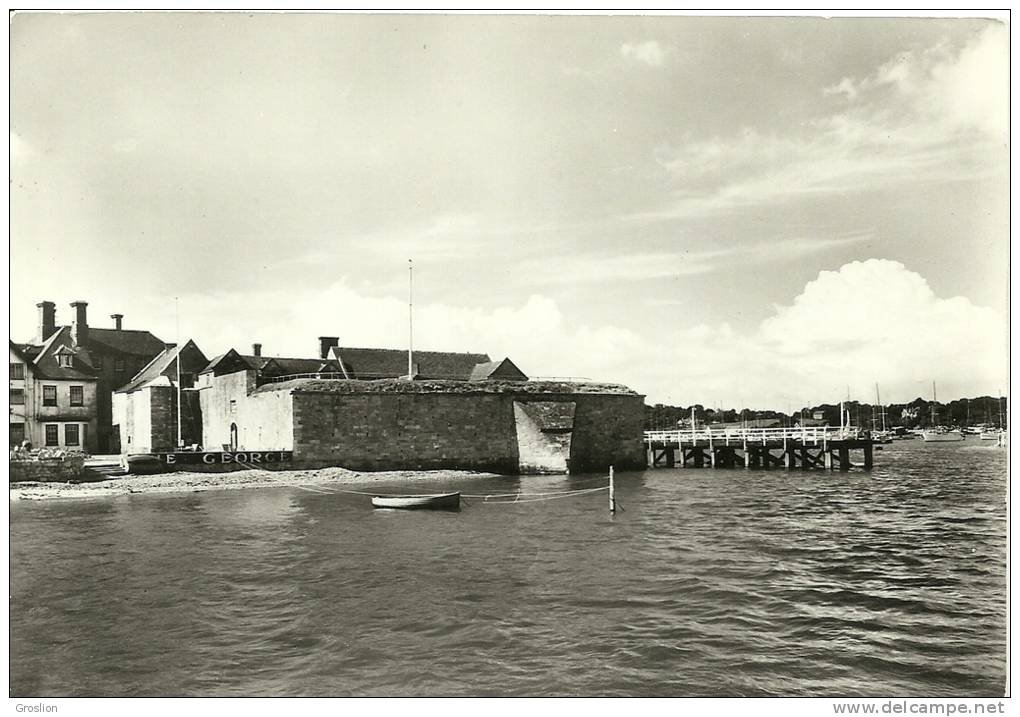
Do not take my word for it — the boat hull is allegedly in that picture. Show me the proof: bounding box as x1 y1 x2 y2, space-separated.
371 492 461 510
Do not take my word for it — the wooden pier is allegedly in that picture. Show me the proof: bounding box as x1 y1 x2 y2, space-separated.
644 427 874 472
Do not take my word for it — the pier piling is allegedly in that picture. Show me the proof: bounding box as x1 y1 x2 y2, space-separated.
643 426 877 473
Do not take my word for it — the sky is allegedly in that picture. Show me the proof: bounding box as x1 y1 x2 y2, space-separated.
9 13 1010 408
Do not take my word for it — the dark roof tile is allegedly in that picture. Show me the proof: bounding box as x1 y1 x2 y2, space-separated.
333 347 491 380
30 327 98 381
118 340 209 393
86 327 165 357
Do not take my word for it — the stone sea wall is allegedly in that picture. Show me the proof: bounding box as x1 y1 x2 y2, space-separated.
10 455 86 483
289 385 646 474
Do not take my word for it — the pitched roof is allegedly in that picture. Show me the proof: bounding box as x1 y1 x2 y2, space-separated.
15 343 43 361
86 327 165 357
30 326 98 381
201 349 255 375
469 357 528 381
330 346 491 380
249 356 339 376
117 340 209 393
200 351 339 377
9 340 35 367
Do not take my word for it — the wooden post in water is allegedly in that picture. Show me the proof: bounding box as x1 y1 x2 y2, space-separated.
609 466 616 514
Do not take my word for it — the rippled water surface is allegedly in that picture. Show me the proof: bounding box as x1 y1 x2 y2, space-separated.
10 440 1007 696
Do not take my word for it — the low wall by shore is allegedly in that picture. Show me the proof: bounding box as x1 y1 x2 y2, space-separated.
10 456 86 483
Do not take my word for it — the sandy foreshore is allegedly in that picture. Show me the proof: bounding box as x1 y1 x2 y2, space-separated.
10 466 503 501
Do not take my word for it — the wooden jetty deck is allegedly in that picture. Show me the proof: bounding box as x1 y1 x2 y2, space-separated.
644 427 874 471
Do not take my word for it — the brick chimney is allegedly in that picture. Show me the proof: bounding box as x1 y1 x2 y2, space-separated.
36 301 56 341
111 314 123 330
70 301 89 346
252 343 262 357
318 336 339 360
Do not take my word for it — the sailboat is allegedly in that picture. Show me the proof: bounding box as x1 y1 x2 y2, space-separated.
871 384 893 443
922 382 964 442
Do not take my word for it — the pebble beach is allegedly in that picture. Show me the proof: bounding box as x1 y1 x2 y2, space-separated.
9 467 501 501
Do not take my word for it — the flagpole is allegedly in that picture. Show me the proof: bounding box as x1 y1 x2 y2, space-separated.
407 259 413 379
175 297 182 448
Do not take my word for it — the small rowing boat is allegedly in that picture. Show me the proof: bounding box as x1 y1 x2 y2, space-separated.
371 492 461 510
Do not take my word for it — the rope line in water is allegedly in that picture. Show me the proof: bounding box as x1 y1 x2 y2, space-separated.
235 459 611 503
479 486 609 504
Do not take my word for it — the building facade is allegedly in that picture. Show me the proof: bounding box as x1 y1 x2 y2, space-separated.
25 301 166 453
113 340 208 453
9 331 99 452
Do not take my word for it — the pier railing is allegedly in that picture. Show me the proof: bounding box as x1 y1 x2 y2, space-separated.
644 426 861 446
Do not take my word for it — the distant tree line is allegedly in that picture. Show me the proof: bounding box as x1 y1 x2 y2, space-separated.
644 396 1007 431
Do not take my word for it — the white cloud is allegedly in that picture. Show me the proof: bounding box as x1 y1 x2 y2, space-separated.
620 41 665 67
640 25 1007 222
517 233 873 285
155 259 1005 409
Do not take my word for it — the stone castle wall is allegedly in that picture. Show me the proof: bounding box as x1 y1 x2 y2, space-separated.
290 388 645 474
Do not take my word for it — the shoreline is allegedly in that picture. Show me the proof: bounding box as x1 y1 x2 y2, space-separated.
9 466 504 502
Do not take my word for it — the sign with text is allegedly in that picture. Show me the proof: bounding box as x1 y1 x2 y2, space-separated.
153 451 293 466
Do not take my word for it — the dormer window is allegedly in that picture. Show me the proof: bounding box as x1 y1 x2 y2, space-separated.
55 347 74 369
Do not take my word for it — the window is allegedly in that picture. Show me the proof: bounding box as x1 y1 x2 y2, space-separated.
94 355 103 370
10 363 24 380
10 423 25 447
43 385 57 407
10 388 24 405
230 400 237 415
44 425 59 447
57 353 72 368
114 359 125 373
70 386 84 407
64 424 80 446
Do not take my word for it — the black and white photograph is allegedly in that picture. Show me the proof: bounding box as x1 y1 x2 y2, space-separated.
8 10 1010 706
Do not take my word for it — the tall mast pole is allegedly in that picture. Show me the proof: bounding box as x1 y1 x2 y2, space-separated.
407 259 413 379
175 297 182 448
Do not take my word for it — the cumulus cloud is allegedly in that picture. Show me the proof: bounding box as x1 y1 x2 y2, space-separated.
151 259 1006 409
640 24 1007 222
620 40 665 67
756 259 1007 398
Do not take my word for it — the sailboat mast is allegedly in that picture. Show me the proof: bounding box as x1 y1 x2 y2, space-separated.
407 259 413 379
931 381 938 427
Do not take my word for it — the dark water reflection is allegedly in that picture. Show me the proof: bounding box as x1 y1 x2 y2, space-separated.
10 440 1006 696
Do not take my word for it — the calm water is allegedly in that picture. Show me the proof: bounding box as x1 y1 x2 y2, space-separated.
10 440 1007 696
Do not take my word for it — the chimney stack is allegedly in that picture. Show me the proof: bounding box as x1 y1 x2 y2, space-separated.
252 343 262 357
111 314 123 330
36 301 56 341
318 336 339 360
70 301 89 346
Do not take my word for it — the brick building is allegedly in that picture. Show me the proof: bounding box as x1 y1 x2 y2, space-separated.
113 340 209 453
22 301 166 452
9 331 99 452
